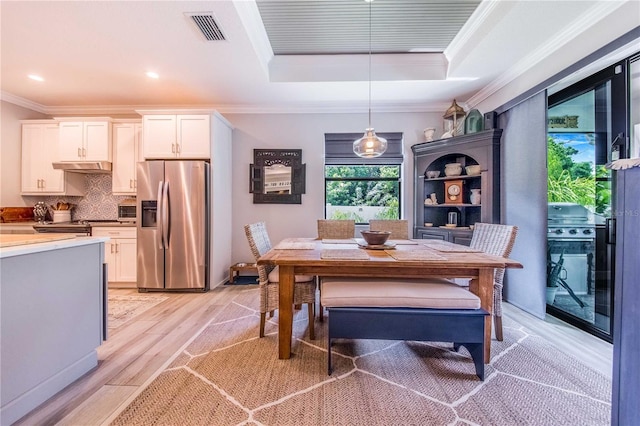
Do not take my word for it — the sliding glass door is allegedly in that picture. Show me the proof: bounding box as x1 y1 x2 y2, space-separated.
546 60 628 342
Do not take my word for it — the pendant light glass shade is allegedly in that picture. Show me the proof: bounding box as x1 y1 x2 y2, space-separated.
353 0 387 158
353 128 387 158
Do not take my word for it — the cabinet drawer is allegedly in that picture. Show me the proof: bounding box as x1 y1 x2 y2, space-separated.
92 227 136 239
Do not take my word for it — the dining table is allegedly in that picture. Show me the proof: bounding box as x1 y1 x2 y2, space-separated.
257 237 523 363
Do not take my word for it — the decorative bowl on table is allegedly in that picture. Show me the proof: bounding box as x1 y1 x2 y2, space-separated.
465 165 481 176
425 170 440 179
360 230 391 246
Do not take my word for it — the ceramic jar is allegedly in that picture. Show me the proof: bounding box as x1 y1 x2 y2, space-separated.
423 128 436 142
444 163 462 176
470 189 481 205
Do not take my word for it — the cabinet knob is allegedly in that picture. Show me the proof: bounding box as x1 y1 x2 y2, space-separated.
78 147 82 157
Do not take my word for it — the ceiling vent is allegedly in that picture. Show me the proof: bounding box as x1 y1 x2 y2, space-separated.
187 13 226 41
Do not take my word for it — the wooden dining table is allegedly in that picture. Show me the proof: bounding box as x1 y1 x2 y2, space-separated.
257 238 523 363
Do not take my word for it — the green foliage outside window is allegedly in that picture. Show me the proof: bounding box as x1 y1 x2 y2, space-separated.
547 135 610 215
325 165 400 222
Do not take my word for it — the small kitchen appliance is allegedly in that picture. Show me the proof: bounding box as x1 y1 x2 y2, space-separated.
117 199 137 223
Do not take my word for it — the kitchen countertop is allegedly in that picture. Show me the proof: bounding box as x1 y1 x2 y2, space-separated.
89 221 136 227
0 234 109 258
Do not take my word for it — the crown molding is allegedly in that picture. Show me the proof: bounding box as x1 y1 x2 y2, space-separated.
0 91 48 114
233 0 273 76
0 91 450 115
444 0 501 62
466 0 628 108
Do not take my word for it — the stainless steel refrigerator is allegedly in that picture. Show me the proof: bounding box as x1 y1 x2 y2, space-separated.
137 160 209 291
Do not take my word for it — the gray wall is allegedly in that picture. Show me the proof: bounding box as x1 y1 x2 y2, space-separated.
499 91 548 319
226 111 444 264
0 101 49 206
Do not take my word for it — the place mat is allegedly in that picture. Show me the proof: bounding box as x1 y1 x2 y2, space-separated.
322 238 355 244
422 241 483 253
274 241 317 250
321 249 370 260
385 250 446 261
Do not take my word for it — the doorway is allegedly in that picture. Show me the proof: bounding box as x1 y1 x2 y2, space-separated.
546 60 628 342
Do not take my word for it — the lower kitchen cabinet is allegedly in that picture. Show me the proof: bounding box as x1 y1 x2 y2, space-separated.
92 227 136 285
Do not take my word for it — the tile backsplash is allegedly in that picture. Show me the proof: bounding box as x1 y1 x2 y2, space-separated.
23 174 133 221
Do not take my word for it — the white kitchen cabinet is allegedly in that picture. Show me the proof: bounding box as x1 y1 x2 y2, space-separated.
57 119 112 162
92 227 136 284
20 120 85 195
112 121 142 194
142 114 210 159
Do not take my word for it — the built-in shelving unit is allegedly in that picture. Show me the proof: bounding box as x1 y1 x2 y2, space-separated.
412 129 502 245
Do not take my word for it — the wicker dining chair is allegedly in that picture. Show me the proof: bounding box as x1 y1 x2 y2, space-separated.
316 219 356 321
469 222 518 341
369 219 410 240
317 219 356 239
244 222 316 339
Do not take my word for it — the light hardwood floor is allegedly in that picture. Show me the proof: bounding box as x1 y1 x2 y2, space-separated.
14 285 612 425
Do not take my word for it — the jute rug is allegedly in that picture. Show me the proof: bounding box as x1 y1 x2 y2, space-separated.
108 287 611 425
108 294 168 329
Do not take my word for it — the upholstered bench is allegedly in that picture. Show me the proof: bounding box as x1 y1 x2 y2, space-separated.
321 277 489 380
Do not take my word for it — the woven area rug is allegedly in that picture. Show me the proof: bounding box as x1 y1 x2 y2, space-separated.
109 288 611 425
108 295 168 329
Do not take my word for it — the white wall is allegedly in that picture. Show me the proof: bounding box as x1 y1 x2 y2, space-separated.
226 111 443 264
0 101 49 206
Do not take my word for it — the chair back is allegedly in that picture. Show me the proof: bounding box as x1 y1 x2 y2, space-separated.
317 219 355 239
244 222 275 284
469 222 518 290
368 219 409 240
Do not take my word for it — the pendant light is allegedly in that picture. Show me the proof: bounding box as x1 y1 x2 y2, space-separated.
353 0 387 158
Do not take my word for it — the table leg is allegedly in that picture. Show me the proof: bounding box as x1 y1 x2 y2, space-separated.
470 268 494 364
278 265 295 359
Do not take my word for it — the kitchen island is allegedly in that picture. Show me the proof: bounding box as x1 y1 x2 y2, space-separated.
0 234 108 425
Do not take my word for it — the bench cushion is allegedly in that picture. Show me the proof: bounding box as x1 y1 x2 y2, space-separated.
321 277 480 309
268 265 314 283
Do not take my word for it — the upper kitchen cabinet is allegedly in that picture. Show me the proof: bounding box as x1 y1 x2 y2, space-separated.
56 118 112 162
20 120 85 196
412 129 502 243
141 113 210 159
112 120 142 194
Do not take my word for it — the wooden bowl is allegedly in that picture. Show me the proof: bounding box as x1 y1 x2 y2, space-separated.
361 230 391 245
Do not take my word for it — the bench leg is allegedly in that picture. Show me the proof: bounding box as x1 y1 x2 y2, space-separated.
328 337 333 375
454 342 485 380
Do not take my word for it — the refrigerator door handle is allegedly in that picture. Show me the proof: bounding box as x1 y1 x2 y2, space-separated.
162 180 170 247
157 181 165 249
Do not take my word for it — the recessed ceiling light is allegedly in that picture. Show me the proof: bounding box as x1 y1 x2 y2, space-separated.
28 74 44 82
146 71 159 79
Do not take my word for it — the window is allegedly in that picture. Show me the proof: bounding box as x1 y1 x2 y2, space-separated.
324 132 403 224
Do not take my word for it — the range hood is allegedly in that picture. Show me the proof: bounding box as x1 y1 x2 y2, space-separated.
52 161 112 173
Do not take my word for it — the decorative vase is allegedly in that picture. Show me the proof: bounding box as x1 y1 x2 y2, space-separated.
546 287 558 305
470 189 481 205
423 128 436 142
